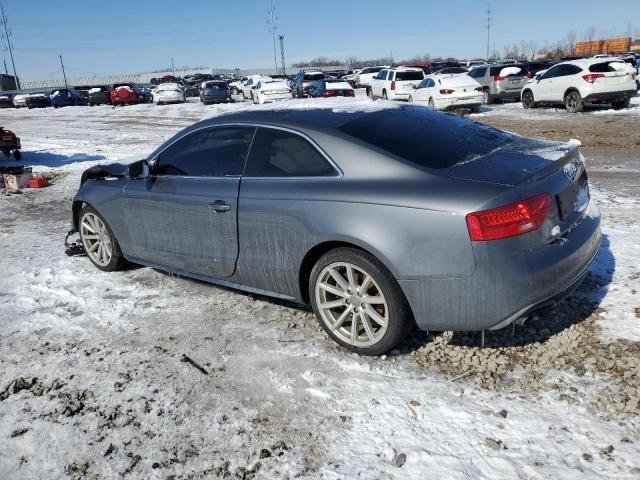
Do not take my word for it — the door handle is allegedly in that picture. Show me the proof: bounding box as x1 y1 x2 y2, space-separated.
209 200 231 213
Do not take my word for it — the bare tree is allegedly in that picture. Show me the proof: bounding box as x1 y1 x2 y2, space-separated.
583 26 597 42
565 30 577 55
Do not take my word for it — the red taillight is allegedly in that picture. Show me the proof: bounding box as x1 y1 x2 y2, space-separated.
524 72 532 79
493 75 506 81
390 80 396 90
465 193 551 241
323 90 336 97
439 89 455 94
346 90 355 97
582 73 604 83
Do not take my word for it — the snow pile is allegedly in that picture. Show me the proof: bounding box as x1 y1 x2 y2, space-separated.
499 66 522 77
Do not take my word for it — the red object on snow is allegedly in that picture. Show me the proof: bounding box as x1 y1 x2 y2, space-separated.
27 177 48 188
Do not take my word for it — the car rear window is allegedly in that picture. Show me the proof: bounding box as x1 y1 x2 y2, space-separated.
206 82 227 89
338 108 512 170
395 71 424 81
304 73 325 81
589 61 624 73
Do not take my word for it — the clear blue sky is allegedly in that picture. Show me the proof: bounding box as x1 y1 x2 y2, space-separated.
1 0 638 81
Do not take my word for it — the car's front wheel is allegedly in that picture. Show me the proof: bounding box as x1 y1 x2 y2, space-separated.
309 248 412 355
79 206 128 272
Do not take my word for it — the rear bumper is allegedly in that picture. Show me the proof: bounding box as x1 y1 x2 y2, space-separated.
584 89 637 103
261 93 293 102
494 88 522 99
399 202 602 331
437 96 483 109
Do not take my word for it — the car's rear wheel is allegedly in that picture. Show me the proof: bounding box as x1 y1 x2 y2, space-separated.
408 95 414 103
611 98 630 110
482 88 494 105
382 90 388 100
428 98 435 109
564 90 584 113
309 248 412 355
522 90 536 109
79 206 127 272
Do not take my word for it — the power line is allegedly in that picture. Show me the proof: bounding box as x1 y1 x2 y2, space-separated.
0 3 20 89
59 54 68 89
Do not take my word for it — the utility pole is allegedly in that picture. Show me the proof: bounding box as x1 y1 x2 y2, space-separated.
59 54 68 88
279 35 286 75
485 0 492 61
171 57 175 75
267 0 278 74
0 4 20 89
3 58 7 76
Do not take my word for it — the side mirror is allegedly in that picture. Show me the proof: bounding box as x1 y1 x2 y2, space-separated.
126 159 150 179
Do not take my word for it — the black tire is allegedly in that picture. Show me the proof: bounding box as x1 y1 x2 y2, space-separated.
78 205 128 272
564 90 584 113
482 88 494 105
12 150 21 161
309 247 413 356
368 87 375 99
428 98 435 109
522 90 536 109
382 90 388 100
611 98 630 110
471 105 481 113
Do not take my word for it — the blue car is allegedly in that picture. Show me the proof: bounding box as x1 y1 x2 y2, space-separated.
50 88 88 108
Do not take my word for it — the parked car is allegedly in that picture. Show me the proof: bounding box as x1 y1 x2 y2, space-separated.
200 80 231 104
343 69 362 86
153 82 186 105
26 92 52 109
74 85 92 101
311 78 355 98
521 61 558 75
463 60 488 68
369 67 425 100
0 126 21 160
111 83 144 105
252 79 292 104
50 88 88 108
0 93 14 108
88 86 111 106
432 66 469 75
521 58 637 112
355 66 388 88
70 106 602 355
291 70 326 98
242 76 270 100
228 76 248 95
409 75 483 111
12 93 29 108
468 63 531 104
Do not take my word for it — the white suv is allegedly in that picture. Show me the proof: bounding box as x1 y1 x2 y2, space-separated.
369 67 425 101
521 58 637 113
355 66 389 88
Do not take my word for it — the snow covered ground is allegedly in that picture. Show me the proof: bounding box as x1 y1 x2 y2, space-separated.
1 97 639 479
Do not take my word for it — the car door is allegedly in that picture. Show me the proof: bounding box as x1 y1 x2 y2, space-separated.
414 78 430 102
534 65 560 101
550 64 583 99
236 126 341 296
121 126 256 278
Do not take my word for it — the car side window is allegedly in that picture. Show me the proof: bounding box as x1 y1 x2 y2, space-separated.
416 79 426 89
426 79 435 88
155 127 256 177
469 67 486 78
244 128 338 177
540 66 559 79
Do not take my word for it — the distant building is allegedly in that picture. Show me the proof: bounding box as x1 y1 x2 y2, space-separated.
0 73 17 91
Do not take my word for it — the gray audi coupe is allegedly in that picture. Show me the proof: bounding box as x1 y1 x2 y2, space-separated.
70 105 601 355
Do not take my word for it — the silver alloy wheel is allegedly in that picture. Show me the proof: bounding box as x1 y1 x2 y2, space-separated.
315 262 389 347
80 212 113 267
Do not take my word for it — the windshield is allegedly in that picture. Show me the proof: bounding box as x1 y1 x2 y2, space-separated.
304 73 325 81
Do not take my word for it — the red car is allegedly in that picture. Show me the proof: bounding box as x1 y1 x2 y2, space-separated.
0 127 21 160
110 83 144 105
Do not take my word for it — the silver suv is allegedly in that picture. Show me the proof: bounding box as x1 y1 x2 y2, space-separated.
468 63 531 104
